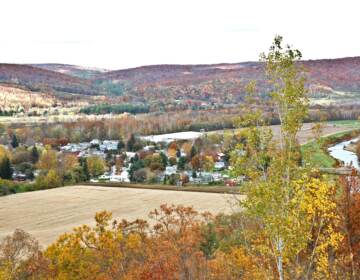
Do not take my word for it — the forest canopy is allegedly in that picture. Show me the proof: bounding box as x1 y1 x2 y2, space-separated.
79 103 150 115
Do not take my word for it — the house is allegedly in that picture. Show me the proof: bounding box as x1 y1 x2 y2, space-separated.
80 149 106 159
109 170 130 183
195 172 214 184
164 166 177 176
98 173 111 180
214 161 225 170
61 142 90 153
141 131 203 144
90 139 100 146
211 172 220 182
143 145 155 152
125 152 136 159
100 140 118 151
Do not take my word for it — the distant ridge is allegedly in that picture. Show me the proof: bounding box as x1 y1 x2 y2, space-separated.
0 56 358 103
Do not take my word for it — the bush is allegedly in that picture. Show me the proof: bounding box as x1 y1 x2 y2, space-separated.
80 103 150 115
0 179 34 196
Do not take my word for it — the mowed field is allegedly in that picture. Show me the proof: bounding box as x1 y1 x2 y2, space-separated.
273 122 355 144
211 122 360 144
0 185 241 246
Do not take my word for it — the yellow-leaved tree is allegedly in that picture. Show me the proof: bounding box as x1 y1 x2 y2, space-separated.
231 36 342 279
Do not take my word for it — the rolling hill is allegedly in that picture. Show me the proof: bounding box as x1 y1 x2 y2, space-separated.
32 63 109 79
0 64 97 95
0 57 359 110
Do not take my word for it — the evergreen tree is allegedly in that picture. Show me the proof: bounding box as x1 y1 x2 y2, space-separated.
159 152 168 167
130 154 139 164
83 161 90 181
11 134 19 148
190 145 197 159
0 156 13 179
127 134 136 152
117 137 125 151
30 146 39 164
79 158 90 181
129 157 145 182
177 156 186 170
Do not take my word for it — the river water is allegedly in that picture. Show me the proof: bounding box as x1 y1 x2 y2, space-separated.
328 137 360 170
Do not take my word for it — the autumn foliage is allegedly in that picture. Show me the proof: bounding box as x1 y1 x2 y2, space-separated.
0 205 264 279
2 37 360 280
1 187 360 280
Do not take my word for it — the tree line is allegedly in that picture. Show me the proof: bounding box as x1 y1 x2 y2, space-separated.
79 103 150 115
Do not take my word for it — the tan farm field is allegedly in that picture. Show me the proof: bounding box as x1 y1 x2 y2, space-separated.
0 185 241 246
211 122 357 144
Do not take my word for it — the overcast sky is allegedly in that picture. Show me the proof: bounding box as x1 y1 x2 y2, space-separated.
0 0 359 70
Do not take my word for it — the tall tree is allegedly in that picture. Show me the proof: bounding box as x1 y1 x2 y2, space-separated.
231 36 341 279
0 156 12 179
79 157 90 181
30 146 39 164
37 149 57 171
11 134 19 149
117 136 125 151
159 152 168 167
190 145 197 159
177 156 186 170
86 156 106 178
127 134 136 152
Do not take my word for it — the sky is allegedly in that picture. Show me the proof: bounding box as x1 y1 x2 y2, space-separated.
0 0 359 70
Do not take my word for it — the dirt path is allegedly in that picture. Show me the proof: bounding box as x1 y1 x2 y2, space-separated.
0 185 241 246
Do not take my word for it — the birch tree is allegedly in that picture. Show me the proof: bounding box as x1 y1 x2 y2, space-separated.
231 36 342 279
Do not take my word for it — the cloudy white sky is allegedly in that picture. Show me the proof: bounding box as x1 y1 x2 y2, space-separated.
0 0 359 70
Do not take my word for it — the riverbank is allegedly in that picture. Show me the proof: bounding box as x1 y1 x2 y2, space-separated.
343 140 359 153
301 129 360 168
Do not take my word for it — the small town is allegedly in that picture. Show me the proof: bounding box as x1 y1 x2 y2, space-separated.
59 131 236 185
1 130 240 190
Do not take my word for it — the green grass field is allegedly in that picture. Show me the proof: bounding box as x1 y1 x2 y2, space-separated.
302 142 336 168
301 129 360 168
328 120 360 128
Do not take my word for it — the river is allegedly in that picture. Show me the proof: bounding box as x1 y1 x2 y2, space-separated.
328 137 360 170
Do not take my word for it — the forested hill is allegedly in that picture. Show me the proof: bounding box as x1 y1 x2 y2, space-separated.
0 64 96 95
0 57 359 104
96 57 360 93
31 64 108 79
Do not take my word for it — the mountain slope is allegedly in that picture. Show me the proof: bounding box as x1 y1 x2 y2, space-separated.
31 63 109 79
1 57 360 107
99 57 360 92
93 57 360 105
0 64 97 95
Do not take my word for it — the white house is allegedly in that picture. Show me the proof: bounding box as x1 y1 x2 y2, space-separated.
164 166 177 176
90 139 100 146
214 161 225 170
